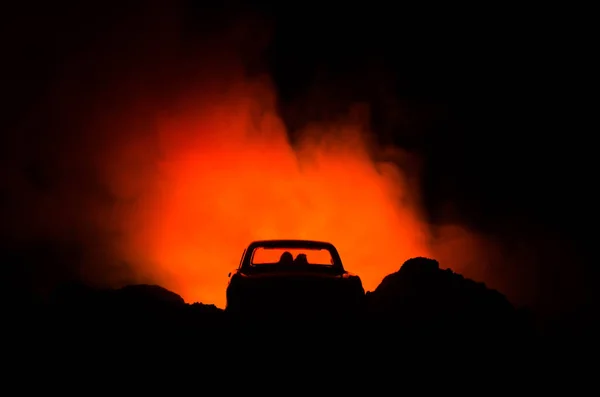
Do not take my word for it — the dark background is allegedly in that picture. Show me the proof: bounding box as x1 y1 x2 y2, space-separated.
1 1 595 321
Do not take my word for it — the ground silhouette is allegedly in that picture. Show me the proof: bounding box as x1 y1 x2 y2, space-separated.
7 257 538 341
5 256 564 379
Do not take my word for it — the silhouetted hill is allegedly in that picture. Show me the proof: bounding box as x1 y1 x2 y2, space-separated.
3 256 561 376
366 257 525 334
10 282 225 347
6 256 544 352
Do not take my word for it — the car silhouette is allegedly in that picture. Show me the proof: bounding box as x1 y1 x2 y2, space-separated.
226 239 365 316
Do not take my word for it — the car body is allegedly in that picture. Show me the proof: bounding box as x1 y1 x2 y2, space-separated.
225 239 365 316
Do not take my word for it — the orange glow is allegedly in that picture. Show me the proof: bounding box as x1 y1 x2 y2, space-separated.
119 77 433 308
251 248 332 265
0 8 508 308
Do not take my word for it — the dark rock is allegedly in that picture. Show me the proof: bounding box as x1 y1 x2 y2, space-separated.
366 257 521 336
115 284 185 306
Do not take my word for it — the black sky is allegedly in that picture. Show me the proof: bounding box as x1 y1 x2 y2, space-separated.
1 1 595 316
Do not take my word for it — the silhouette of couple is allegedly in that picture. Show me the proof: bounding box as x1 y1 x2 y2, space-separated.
279 251 308 266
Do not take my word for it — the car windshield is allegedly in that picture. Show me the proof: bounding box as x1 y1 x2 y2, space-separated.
250 247 334 267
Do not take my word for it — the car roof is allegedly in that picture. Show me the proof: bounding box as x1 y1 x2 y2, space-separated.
246 239 337 250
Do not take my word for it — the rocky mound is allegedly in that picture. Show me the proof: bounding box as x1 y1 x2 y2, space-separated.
366 257 528 337
36 283 225 337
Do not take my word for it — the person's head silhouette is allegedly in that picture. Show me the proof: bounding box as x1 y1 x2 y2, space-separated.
279 251 293 265
294 253 308 265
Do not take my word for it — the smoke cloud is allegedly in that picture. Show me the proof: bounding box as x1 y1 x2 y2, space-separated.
3 1 578 311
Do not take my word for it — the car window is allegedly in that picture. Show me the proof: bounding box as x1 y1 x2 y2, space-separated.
250 247 334 266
